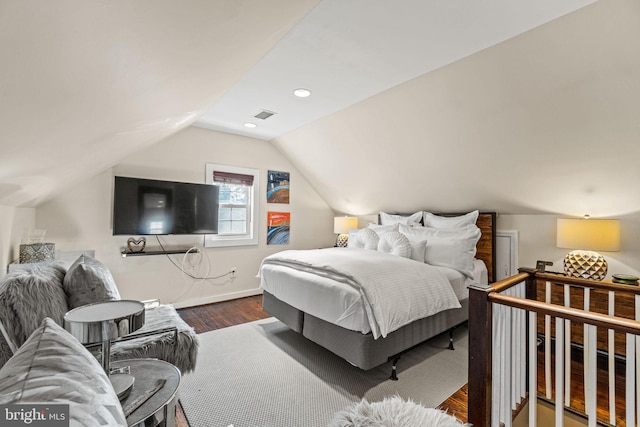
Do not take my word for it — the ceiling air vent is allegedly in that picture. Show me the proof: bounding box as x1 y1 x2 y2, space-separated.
254 110 277 120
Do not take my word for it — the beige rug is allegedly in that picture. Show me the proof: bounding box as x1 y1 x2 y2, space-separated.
179 318 468 427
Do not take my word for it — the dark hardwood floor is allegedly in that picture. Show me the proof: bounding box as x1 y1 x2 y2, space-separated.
178 295 269 334
174 295 467 426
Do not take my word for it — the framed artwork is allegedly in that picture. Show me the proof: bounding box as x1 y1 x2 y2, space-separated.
267 211 290 245
267 170 290 204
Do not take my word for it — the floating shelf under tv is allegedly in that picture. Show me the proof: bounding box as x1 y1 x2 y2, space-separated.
120 248 199 257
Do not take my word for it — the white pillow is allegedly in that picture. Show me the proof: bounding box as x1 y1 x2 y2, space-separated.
377 231 412 259
398 224 429 262
347 228 380 250
366 223 400 235
379 211 422 227
422 210 479 229
402 224 481 278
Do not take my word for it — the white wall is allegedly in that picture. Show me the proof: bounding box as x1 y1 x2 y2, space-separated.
497 214 640 280
266 0 640 281
0 206 36 279
36 127 335 307
272 0 640 219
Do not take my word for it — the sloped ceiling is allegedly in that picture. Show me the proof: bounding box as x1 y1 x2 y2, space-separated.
0 0 318 207
3 0 639 218
194 0 597 140
273 0 640 217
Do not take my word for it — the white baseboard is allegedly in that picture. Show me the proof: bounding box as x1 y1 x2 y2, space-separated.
171 288 263 309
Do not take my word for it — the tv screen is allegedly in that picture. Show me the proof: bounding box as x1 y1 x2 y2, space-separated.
113 176 219 235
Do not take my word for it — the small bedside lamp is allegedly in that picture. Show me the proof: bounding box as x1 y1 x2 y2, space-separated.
557 217 620 280
334 216 358 247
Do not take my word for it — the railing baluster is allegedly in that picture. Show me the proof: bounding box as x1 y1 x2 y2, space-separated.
491 301 502 427
626 331 635 426
583 287 591 416
514 284 525 407
512 288 517 411
529 310 537 427
545 281 552 399
504 302 512 427
608 290 616 425
586 324 597 427
519 283 526 401
564 284 571 407
556 316 565 427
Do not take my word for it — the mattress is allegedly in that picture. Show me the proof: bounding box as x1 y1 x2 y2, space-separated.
260 257 487 335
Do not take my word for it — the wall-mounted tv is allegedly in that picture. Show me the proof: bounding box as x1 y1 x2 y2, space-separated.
113 176 219 235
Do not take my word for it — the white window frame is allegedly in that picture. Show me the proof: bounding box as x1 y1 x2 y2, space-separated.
204 163 260 247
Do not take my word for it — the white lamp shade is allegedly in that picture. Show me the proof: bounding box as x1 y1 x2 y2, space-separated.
334 217 358 234
557 218 620 252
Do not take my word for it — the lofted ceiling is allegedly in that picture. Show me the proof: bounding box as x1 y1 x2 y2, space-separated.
272 0 640 217
0 0 319 207
5 0 637 218
194 0 597 140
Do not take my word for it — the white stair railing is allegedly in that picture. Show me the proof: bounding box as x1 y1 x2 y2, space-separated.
469 271 640 427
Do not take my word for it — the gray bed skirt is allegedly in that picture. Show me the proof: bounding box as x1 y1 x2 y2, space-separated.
262 291 469 370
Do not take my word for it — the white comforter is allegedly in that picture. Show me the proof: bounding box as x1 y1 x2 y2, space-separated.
260 248 461 339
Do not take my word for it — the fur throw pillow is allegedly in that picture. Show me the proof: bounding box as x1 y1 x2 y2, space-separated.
0 263 68 367
64 255 121 309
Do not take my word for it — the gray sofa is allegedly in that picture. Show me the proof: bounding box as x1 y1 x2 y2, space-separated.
0 255 199 374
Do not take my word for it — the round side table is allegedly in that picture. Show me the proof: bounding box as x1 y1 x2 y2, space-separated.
111 359 181 427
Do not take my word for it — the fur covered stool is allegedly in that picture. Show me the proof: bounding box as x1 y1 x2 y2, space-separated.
329 396 468 427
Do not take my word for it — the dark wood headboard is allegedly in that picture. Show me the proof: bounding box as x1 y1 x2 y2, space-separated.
381 211 497 283
474 212 496 283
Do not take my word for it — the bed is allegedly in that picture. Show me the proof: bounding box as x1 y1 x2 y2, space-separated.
259 211 496 371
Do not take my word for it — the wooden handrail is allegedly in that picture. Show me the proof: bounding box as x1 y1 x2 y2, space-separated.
534 272 640 295
488 272 530 293
489 293 640 335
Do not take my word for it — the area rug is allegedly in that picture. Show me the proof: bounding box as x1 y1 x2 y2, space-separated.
179 318 468 427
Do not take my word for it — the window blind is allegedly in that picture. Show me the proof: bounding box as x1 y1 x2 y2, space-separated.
213 171 254 186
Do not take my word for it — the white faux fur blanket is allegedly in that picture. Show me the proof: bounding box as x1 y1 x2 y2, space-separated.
109 304 199 373
329 396 469 427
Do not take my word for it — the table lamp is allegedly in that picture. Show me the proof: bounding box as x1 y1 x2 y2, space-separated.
64 300 145 399
334 216 358 247
556 217 620 280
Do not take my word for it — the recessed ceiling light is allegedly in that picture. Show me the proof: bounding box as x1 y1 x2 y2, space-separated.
243 122 257 128
293 88 312 98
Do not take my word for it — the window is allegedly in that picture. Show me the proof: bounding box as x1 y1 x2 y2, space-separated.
205 163 260 247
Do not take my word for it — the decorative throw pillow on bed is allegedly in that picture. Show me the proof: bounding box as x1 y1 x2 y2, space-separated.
398 224 429 262
63 255 121 309
0 318 127 426
377 231 412 259
366 223 399 235
379 211 422 227
423 210 479 228
348 228 380 250
420 225 481 278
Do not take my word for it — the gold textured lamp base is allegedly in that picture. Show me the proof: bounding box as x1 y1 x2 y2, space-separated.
563 250 608 281
335 234 349 247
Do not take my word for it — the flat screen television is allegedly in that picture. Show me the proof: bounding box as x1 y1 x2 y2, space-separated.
113 176 219 235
